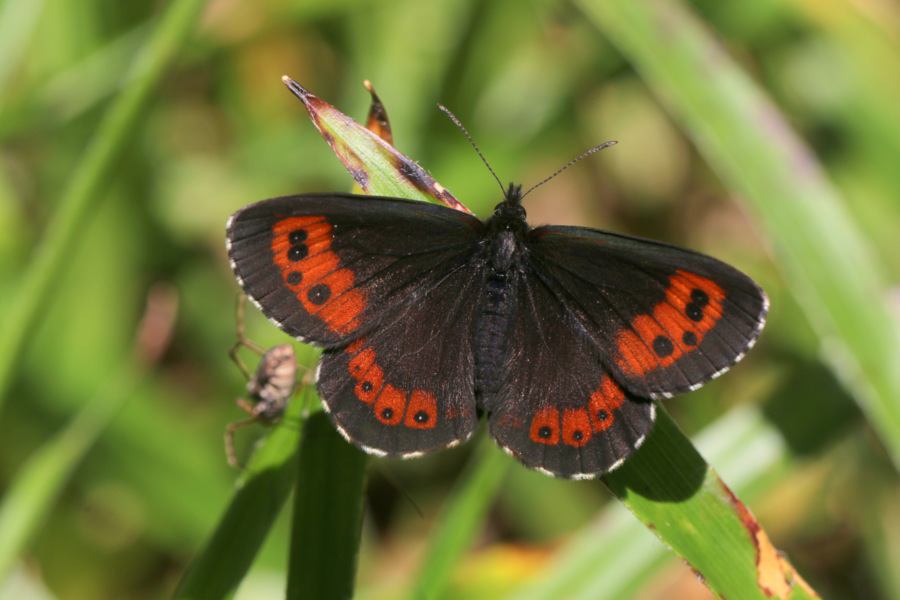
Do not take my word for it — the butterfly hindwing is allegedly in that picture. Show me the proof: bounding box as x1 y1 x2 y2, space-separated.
227 194 483 347
317 259 485 455
527 226 768 399
485 268 655 479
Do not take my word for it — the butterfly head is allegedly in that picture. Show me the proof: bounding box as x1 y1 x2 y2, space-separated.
488 183 528 232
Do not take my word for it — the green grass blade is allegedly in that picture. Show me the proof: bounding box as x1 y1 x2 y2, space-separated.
407 435 511 600
578 0 900 466
286 410 368 600
0 0 207 413
606 409 815 599
503 406 818 600
0 24 149 140
0 0 44 97
0 286 175 585
0 362 142 582
173 387 309 600
505 405 793 600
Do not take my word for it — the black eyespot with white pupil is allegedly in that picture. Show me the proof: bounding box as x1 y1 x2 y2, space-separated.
288 245 308 261
538 426 552 439
307 284 331 305
414 410 429 423
287 229 310 262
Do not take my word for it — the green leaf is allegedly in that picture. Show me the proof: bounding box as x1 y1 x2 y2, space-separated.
281 77 473 214
173 386 309 600
604 408 817 599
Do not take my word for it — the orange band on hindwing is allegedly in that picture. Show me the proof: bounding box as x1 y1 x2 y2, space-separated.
342 341 437 429
530 407 560 445
561 408 592 447
271 216 367 334
614 270 726 376
374 384 406 425
347 347 384 404
588 376 625 432
405 390 438 429
528 376 628 447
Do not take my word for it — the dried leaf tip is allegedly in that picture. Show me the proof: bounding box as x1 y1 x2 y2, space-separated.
282 76 313 101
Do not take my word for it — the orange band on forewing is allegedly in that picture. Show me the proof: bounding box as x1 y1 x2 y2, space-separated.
270 216 367 334
614 271 726 376
317 289 368 335
294 252 340 285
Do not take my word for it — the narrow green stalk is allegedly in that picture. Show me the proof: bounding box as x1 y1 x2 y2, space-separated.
286 410 368 600
0 24 149 139
0 0 44 97
408 435 511 600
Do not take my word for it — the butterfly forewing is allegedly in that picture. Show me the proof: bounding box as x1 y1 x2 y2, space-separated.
228 194 485 455
527 226 768 399
227 194 484 347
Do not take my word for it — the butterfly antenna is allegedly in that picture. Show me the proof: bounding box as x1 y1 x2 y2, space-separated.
521 141 618 199
438 105 506 197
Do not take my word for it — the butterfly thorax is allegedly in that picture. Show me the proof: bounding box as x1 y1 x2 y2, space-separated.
485 183 530 270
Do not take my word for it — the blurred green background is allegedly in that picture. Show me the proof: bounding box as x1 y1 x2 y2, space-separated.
1 0 899 598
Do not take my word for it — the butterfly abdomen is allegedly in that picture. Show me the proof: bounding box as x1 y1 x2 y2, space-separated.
473 268 517 396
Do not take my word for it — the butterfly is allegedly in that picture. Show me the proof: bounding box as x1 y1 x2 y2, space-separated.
226 183 767 479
